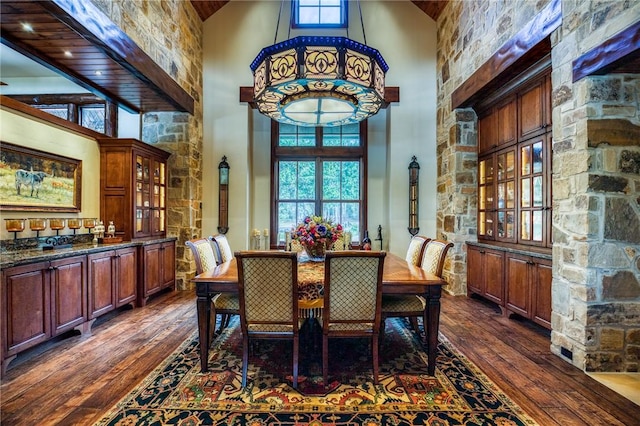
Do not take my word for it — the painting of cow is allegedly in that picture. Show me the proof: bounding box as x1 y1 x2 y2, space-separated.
0 141 82 211
15 169 48 197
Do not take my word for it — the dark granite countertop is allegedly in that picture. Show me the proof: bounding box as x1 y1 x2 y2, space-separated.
465 241 552 260
0 237 177 269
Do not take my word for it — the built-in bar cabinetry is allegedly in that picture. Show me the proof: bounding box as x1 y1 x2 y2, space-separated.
468 66 552 330
1 238 175 377
139 240 176 306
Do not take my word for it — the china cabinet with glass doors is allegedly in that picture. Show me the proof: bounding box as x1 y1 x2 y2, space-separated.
98 138 170 241
469 68 553 329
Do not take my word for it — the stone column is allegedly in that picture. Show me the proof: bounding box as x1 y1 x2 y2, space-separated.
551 74 640 372
437 109 478 295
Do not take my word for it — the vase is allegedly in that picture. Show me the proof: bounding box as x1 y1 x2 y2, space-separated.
303 241 331 261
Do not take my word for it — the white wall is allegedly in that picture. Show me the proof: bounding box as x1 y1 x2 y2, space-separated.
0 108 101 240
202 0 437 256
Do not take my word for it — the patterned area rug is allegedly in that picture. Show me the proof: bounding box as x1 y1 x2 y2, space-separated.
95 318 538 425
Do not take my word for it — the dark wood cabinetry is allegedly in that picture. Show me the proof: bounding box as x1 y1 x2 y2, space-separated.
467 243 551 330
467 245 505 306
88 247 137 319
471 67 553 330
505 253 552 329
98 138 170 241
1 255 87 373
138 240 176 306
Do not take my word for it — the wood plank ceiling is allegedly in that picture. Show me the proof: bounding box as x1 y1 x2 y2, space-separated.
1 0 194 114
189 1 448 22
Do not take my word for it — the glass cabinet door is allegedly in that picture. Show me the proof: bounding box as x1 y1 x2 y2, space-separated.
495 149 516 242
519 136 547 245
478 156 495 239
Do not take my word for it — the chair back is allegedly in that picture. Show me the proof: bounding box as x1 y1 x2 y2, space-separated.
210 234 233 264
405 235 431 266
323 251 386 332
235 251 299 333
420 239 454 278
185 237 218 274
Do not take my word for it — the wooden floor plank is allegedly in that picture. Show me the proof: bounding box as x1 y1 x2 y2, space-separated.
2 289 640 425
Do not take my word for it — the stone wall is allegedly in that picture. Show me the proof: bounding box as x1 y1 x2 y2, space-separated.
90 0 204 289
552 73 640 372
436 0 640 371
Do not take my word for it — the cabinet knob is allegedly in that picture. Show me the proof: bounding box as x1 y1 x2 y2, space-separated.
48 266 55 271
479 250 485 254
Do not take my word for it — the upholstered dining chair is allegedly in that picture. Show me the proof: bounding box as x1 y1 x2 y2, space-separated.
331 232 352 251
235 250 300 389
186 237 239 341
208 234 239 332
381 239 453 343
321 250 386 386
405 235 431 266
210 234 233 264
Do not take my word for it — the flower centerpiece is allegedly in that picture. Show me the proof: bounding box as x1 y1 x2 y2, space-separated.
292 215 343 260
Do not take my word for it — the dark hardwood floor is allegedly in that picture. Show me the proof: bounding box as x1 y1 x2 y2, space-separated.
1 289 638 425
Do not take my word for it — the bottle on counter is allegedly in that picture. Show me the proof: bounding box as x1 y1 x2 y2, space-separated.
362 230 372 250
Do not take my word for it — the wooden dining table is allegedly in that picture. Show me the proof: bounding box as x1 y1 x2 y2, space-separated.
192 252 446 376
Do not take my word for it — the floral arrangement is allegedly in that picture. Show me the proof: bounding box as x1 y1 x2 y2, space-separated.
292 215 343 254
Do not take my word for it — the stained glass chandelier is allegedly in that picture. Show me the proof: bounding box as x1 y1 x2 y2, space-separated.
250 34 388 127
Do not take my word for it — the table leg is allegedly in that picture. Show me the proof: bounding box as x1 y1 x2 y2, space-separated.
424 285 442 376
197 294 211 372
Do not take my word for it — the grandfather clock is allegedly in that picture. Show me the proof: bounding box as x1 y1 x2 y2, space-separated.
408 156 420 236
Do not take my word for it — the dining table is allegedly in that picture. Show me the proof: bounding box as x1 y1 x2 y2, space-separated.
192 251 446 376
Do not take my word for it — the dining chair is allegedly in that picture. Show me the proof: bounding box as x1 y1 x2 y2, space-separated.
331 232 351 251
186 237 239 342
210 234 234 263
189 236 238 335
321 250 386 386
235 250 300 389
381 239 453 343
405 235 431 266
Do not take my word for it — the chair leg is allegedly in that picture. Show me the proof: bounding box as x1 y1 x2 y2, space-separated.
292 335 299 389
242 336 249 388
372 334 379 384
209 302 218 345
217 314 229 333
409 316 421 338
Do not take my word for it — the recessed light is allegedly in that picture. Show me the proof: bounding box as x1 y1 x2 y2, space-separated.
95 70 103 76
21 23 34 32
64 51 73 57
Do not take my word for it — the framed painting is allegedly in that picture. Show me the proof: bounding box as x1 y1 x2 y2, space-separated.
0 141 82 212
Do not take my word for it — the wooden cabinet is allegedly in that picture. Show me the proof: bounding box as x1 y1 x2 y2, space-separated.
139 240 175 306
518 75 551 141
98 138 170 241
467 244 551 330
88 247 137 319
467 245 505 306
1 255 87 372
505 252 552 329
477 70 552 249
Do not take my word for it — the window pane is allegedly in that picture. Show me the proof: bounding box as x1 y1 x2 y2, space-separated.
323 162 340 200
521 145 531 175
297 202 316 222
320 7 341 24
81 106 105 133
479 212 486 235
298 161 316 198
322 202 340 221
278 202 298 234
506 181 515 209
342 202 360 243
506 211 515 239
497 211 505 238
342 161 359 199
506 151 515 179
279 161 298 198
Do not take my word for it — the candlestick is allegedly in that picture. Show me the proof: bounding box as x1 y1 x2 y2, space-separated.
29 218 47 238
67 218 82 234
49 218 66 236
5 219 25 240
